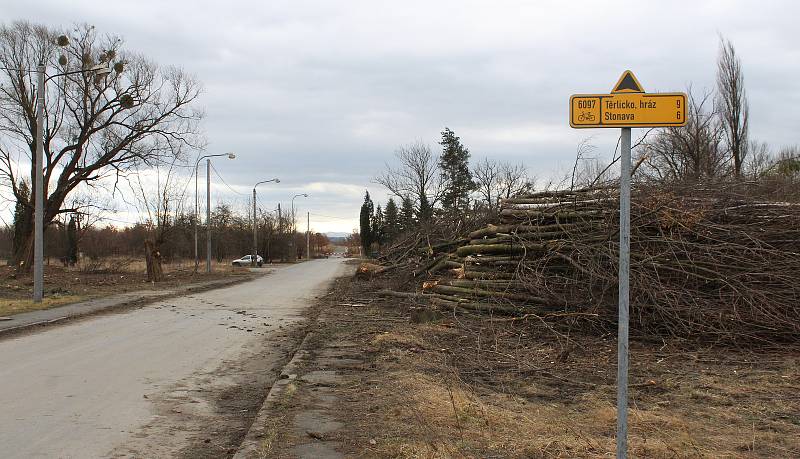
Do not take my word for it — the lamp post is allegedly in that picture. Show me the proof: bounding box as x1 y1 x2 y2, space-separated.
290 193 308 261
194 152 235 273
4 35 127 302
252 178 280 267
306 211 310 260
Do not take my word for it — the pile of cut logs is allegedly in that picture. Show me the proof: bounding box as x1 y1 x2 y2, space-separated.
386 186 800 344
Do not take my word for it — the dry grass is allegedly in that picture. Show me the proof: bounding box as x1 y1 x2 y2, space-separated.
0 295 87 317
314 277 800 458
347 324 800 458
0 257 246 316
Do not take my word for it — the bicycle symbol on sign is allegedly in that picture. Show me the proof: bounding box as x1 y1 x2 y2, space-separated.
578 111 596 122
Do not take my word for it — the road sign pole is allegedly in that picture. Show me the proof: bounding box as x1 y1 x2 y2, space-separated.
570 71 685 458
617 127 631 459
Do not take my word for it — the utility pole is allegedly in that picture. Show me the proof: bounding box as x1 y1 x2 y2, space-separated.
251 178 280 267
290 194 308 261
194 165 199 272
33 63 44 302
206 158 211 273
277 203 282 261
306 211 310 260
252 188 257 267
193 153 234 273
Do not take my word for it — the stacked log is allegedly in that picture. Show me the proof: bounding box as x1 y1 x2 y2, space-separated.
412 185 800 344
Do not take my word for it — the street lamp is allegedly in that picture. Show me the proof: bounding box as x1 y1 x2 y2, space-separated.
291 193 308 261
2 36 127 302
194 152 235 273
252 178 280 267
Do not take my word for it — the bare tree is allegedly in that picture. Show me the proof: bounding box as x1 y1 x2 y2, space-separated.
472 157 499 209
0 21 203 270
127 154 189 282
637 88 725 181
743 141 772 180
375 141 441 211
717 36 749 178
473 158 533 211
767 145 800 180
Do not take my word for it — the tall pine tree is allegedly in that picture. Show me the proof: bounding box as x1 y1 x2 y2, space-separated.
439 127 475 217
384 198 400 241
359 191 374 255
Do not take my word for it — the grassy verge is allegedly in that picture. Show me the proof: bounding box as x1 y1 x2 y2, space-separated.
1 258 254 317
0 295 88 317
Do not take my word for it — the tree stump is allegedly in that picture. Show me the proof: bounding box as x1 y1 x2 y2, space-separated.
144 239 163 282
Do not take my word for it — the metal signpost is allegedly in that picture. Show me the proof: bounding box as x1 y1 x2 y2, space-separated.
569 70 686 459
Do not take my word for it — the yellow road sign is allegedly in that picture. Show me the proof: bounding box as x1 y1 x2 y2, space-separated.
570 71 687 128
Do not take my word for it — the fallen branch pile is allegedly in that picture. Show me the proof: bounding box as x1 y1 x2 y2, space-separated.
384 184 800 344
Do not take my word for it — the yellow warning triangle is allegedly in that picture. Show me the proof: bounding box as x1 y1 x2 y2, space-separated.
611 70 644 93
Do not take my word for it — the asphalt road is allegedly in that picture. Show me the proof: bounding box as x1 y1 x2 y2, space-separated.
0 258 350 458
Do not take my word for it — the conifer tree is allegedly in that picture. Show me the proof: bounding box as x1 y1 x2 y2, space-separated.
400 195 415 232
439 127 475 217
372 205 385 246
66 216 78 266
417 193 433 223
384 198 400 241
359 191 374 254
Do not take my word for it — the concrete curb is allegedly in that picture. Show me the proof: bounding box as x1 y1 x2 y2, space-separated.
0 274 259 339
233 330 317 459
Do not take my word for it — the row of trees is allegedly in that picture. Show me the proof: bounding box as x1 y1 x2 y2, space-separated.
362 127 534 253
1 197 332 270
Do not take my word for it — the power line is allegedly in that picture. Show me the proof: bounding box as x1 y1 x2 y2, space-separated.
310 212 353 221
210 163 248 197
92 215 141 225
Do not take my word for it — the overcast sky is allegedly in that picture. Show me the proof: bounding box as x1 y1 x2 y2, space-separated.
3 0 799 233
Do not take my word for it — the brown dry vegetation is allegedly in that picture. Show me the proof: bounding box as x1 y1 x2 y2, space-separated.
282 274 800 458
0 258 247 316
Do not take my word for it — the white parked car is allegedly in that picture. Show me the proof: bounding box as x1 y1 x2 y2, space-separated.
232 254 263 267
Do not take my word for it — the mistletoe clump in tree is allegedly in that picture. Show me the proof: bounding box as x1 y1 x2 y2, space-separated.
0 21 204 272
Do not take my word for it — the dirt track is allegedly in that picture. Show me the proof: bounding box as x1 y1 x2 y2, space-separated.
0 258 350 459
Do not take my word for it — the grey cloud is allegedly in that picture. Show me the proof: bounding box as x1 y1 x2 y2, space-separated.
2 0 799 231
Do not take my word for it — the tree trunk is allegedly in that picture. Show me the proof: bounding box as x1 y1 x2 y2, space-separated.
13 232 34 273
144 239 163 282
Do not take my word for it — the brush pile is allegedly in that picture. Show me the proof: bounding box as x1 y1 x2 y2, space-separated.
391 184 800 344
